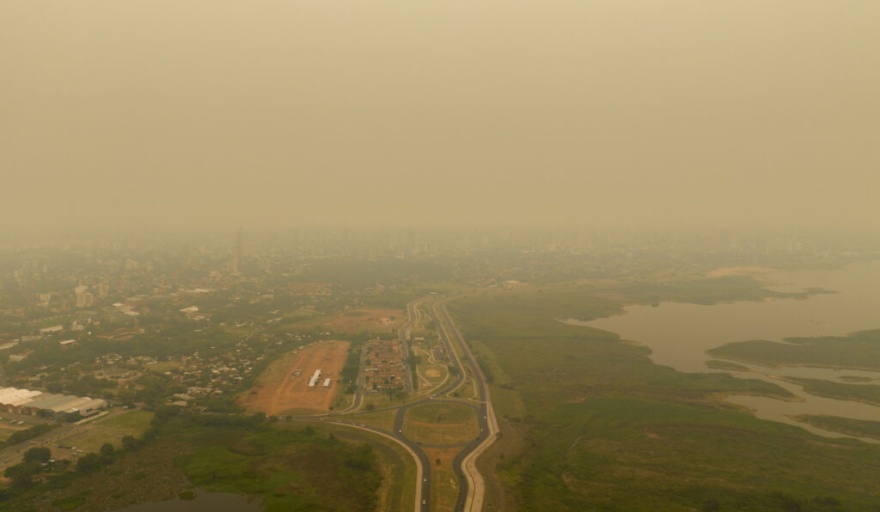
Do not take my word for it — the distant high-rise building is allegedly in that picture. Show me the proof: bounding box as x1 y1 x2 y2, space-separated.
75 285 95 308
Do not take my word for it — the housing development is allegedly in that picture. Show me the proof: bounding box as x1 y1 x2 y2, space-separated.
0 228 879 511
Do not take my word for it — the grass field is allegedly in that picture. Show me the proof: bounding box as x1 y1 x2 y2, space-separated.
327 424 417 512
448 283 880 511
0 414 47 443
170 417 383 512
342 409 399 432
56 409 155 454
0 411 416 512
403 402 479 445
424 446 462 512
294 308 405 336
95 409 155 431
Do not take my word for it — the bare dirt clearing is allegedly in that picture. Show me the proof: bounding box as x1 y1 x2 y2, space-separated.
239 340 350 415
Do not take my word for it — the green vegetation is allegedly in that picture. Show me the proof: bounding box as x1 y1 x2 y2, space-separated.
794 415 880 441
449 285 880 511
708 330 880 370
326 424 417 512
706 359 751 371
1 423 139 503
0 409 388 512
93 409 155 431
4 447 54 489
344 408 399 431
51 494 89 511
165 413 381 512
340 340 363 394
784 377 880 406
403 402 479 444
2 422 58 448
613 274 817 306
59 410 154 454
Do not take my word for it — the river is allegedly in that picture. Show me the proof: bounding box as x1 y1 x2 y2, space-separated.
565 260 880 441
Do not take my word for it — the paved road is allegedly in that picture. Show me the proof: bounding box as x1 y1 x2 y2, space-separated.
295 297 497 512
432 301 499 512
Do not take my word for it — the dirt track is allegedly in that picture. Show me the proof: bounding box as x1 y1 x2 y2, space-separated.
239 340 350 415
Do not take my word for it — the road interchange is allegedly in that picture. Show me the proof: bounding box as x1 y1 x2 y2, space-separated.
311 297 499 511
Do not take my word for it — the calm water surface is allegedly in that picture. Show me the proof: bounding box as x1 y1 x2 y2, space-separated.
568 260 880 440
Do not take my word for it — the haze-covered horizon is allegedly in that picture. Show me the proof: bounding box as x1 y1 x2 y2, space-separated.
3 1 879 233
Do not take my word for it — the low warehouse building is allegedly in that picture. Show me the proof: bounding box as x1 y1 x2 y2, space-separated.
0 387 106 417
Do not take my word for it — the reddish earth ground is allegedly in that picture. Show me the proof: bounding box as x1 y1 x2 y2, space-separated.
239 340 350 416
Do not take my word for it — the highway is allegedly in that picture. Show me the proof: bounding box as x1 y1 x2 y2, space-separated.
0 297 497 511
432 301 499 512
300 297 497 511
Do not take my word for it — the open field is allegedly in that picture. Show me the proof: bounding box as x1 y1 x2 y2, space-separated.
340 409 399 432
171 420 381 512
238 340 349 415
403 402 479 445
327 424 417 512
0 413 48 442
51 409 155 457
1 415 391 512
424 446 462 512
298 308 405 335
449 284 880 511
0 423 18 443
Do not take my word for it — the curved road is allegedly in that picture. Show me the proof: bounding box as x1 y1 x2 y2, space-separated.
307 297 498 512
433 301 499 512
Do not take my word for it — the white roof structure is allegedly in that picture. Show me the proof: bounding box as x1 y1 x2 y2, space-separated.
0 387 104 416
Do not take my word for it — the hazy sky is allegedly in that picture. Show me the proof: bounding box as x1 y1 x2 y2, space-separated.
3 1 878 232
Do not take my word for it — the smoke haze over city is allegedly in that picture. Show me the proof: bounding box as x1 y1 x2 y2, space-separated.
3 1 879 232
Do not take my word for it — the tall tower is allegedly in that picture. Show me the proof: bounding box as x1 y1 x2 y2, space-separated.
230 228 243 274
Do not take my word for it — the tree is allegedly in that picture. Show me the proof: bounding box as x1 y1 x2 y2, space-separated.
121 435 138 451
5 461 41 488
100 443 115 457
76 453 102 473
24 446 52 464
